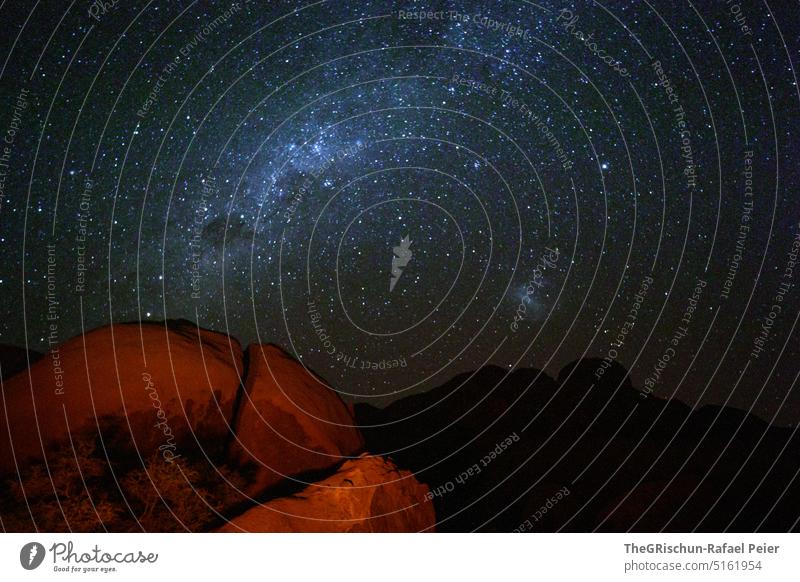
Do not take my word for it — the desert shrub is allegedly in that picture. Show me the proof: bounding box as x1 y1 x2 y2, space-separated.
0 436 246 532
120 454 245 532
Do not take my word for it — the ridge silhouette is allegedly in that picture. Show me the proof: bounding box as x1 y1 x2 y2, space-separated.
355 359 800 532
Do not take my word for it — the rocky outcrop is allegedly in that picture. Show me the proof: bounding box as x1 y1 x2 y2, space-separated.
219 454 434 532
228 344 364 496
0 320 243 475
0 344 42 381
0 324 440 532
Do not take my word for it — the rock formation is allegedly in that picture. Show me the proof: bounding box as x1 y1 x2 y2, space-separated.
5 319 798 532
0 322 432 533
228 344 364 496
219 454 435 532
0 320 243 475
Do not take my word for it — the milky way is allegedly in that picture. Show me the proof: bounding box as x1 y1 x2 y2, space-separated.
0 0 799 422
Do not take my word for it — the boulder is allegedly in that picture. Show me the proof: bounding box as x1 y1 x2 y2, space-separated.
0 320 243 475
219 454 435 532
228 344 364 496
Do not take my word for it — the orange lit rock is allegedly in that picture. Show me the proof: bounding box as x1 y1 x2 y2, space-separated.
219 454 435 532
228 344 364 496
0 320 243 475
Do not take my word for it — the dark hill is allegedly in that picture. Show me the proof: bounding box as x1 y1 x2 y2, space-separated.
355 359 800 532
0 344 42 381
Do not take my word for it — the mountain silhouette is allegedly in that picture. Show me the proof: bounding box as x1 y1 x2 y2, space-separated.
355 359 800 532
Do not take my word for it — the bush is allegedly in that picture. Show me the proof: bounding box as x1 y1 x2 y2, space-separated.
0 436 246 532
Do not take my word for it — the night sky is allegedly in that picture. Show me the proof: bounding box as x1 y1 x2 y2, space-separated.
1 0 799 423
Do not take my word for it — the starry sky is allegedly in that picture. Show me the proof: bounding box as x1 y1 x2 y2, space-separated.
0 0 799 423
